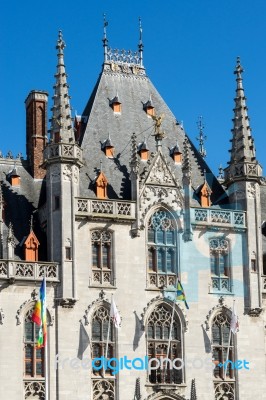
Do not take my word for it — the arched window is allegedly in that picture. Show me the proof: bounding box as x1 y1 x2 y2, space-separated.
24 307 46 400
212 311 236 399
91 306 115 400
91 230 113 286
147 210 178 288
210 238 231 292
147 303 183 385
24 308 45 378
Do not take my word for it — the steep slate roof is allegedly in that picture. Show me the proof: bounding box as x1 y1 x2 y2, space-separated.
0 159 46 260
79 56 228 206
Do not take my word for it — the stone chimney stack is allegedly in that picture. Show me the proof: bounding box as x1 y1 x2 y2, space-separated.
25 90 48 179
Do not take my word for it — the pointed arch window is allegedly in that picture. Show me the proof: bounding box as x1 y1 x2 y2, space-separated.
91 306 115 400
147 303 183 385
212 311 236 399
147 210 178 288
210 238 231 293
91 230 113 286
24 308 45 378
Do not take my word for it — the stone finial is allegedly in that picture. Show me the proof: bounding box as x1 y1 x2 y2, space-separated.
196 115 207 158
138 17 143 67
182 137 191 178
103 14 109 62
130 133 140 174
7 222 15 259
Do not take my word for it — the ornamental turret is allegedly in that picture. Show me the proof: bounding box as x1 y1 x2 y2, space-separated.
224 57 262 185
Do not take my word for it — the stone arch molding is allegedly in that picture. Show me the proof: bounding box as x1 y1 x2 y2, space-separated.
144 389 186 400
16 289 54 326
143 202 184 234
83 289 122 326
205 296 232 331
142 295 188 332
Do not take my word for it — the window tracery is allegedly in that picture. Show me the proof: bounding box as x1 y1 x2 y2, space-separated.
91 305 115 400
147 303 183 385
210 238 231 293
147 210 177 288
212 311 235 399
91 230 113 286
24 307 45 399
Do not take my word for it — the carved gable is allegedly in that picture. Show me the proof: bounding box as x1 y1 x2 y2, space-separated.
141 152 178 187
138 153 184 228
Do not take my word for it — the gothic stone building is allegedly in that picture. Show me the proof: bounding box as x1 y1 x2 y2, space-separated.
0 29 266 400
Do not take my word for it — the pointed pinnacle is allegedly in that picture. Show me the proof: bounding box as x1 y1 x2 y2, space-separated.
56 30 66 53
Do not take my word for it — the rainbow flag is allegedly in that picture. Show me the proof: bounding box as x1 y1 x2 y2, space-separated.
32 278 47 348
176 279 189 309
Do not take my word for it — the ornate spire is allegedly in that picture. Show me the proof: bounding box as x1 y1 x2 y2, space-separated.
103 14 109 63
224 57 262 184
196 116 207 158
50 31 75 143
138 17 144 67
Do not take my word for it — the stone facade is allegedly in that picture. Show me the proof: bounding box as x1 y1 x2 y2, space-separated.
0 32 266 400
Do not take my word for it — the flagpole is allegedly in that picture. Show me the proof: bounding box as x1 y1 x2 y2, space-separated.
166 300 175 359
224 328 232 379
105 295 113 360
224 299 235 379
44 277 49 400
45 338 49 400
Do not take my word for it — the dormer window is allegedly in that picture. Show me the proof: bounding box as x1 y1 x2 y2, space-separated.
95 171 108 199
138 140 149 161
24 230 40 261
10 167 20 186
102 135 115 158
110 94 121 114
143 95 155 117
170 143 182 164
199 180 212 207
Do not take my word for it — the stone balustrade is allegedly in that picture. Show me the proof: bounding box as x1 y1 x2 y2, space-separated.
0 260 59 282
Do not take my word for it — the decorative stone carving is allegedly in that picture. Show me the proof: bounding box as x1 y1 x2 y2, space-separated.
24 380 45 399
145 154 177 186
247 182 257 198
144 389 186 400
16 290 54 326
63 165 72 181
73 165 79 183
141 296 188 332
205 296 231 331
92 379 115 400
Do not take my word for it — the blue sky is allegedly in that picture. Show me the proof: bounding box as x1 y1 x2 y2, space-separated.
0 0 265 176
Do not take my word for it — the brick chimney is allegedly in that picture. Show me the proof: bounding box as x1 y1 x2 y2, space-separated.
25 90 48 179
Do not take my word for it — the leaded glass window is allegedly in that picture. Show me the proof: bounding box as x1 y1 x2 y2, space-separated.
212 312 234 379
212 311 236 399
147 303 183 385
91 306 115 400
24 308 45 378
91 231 113 285
147 210 177 288
210 238 231 292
